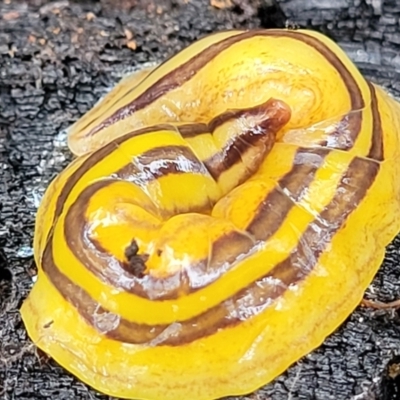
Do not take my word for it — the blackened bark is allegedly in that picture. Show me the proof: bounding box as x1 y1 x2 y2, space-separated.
1 1 400 400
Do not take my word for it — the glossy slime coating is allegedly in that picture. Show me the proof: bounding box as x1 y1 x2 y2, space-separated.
21 29 400 400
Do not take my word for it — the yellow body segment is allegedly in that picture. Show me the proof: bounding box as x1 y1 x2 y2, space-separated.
21 28 400 400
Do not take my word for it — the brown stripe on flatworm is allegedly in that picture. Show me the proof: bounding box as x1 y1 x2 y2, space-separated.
42 242 240 345
61 147 328 301
54 124 177 223
116 145 210 185
84 30 364 140
178 123 209 138
42 156 379 346
367 82 384 161
179 97 290 141
273 157 379 278
63 179 256 300
247 148 329 239
207 98 289 133
204 98 291 180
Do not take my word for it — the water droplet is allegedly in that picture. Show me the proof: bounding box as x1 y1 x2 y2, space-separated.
16 246 34 258
92 308 121 334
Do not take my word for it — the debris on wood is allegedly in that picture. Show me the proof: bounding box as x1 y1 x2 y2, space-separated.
210 0 232 9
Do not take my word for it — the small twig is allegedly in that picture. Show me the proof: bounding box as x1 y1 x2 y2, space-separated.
361 298 400 310
288 364 303 400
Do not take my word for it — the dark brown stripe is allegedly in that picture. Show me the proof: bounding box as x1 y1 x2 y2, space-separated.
54 124 178 223
178 97 291 140
204 98 290 180
178 123 209 138
85 30 364 139
63 179 257 300
43 156 379 345
367 82 384 161
116 145 210 185
247 148 329 239
206 98 288 133
43 242 241 345
272 157 379 279
62 145 327 301
318 110 362 151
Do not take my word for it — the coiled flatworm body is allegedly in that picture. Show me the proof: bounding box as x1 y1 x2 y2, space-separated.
21 29 400 400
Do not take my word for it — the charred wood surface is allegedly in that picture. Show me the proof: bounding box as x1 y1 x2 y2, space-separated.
1 1 400 399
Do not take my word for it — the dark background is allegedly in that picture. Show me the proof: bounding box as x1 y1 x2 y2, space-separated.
2 0 400 399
